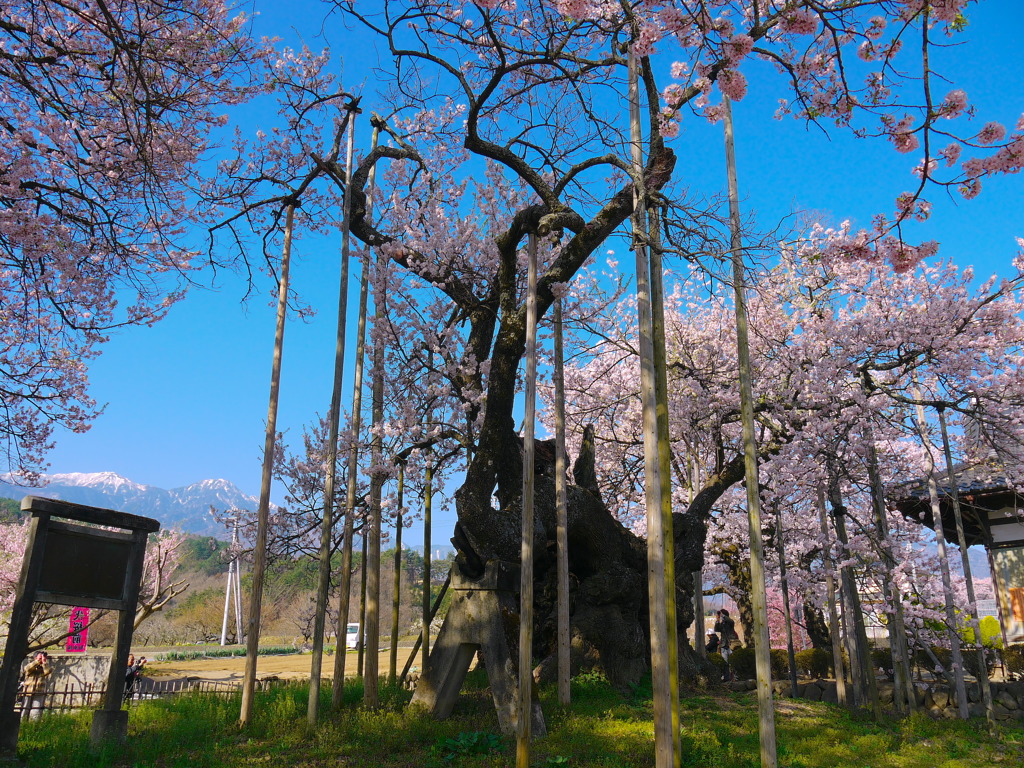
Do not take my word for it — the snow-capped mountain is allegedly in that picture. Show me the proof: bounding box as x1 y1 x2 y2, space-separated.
0 472 257 536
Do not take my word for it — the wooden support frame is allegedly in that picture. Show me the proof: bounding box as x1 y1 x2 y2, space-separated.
410 561 545 739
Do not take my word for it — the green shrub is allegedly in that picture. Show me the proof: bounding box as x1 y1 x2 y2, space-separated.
794 648 831 678
964 615 1005 648
432 731 503 762
706 652 728 678
961 646 995 678
769 649 790 679
729 646 756 680
1004 644 1024 674
155 645 298 662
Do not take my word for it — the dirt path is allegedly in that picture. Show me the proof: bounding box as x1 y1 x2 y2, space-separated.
146 648 423 683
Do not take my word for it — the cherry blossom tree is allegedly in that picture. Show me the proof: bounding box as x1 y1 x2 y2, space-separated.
322 0 1024 689
1 0 272 477
554 243 1024 687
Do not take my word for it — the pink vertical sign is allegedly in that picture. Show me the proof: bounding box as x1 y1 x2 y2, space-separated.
66 606 89 652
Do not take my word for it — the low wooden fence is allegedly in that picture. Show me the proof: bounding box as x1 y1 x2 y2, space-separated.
15 678 271 715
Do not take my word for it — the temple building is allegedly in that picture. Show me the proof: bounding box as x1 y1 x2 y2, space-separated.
892 461 1024 645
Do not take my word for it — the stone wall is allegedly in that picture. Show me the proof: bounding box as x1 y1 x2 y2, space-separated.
745 677 1024 722
20 654 112 689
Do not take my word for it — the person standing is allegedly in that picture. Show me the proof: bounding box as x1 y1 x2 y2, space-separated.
20 651 52 720
124 654 146 703
714 609 738 655
714 609 738 680
705 632 720 655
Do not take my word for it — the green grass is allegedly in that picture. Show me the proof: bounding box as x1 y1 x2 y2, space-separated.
153 645 302 662
14 672 1024 767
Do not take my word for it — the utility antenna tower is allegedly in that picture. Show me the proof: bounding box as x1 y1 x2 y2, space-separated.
221 517 244 645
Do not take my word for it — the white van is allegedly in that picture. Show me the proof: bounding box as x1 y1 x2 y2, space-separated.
346 623 360 650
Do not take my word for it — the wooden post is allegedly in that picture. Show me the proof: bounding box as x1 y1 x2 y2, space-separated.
390 462 405 684
816 486 847 707
774 505 798 698
937 406 994 725
690 459 706 658
912 396 969 718
309 107 357 723
422 450 433 671
723 95 777 768
358 531 368 678
333 121 380 706
628 47 676 768
364 248 385 708
864 432 916 714
693 571 706 657
516 231 539 768
828 479 881 719
240 201 296 726
647 203 681 756
553 296 571 707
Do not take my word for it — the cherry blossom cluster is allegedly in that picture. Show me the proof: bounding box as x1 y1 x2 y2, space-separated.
1 0 273 476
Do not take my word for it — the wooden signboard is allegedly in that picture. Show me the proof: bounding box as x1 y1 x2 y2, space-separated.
0 496 159 753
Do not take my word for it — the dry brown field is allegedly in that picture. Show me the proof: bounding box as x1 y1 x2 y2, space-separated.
145 648 422 683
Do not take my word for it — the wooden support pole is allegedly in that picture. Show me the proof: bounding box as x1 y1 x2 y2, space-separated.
553 296 571 707
309 107 357 723
864 432 916 714
358 531 367 678
516 231 539 768
240 202 296 726
913 396 969 719
937 406 994 725
422 452 433 671
629 47 676 768
774 505 798 698
723 95 777 768
828 479 881 719
647 203 681 753
402 571 451 684
364 248 385 708
816 486 848 707
390 462 405 684
333 121 380 706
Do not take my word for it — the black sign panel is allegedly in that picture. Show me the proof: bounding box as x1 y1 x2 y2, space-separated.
37 526 133 604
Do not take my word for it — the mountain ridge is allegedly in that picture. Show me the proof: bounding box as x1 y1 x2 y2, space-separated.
0 471 256 536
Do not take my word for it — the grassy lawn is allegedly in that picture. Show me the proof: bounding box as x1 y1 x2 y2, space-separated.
14 671 1024 767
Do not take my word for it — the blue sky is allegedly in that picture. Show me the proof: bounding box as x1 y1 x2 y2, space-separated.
36 0 1024 548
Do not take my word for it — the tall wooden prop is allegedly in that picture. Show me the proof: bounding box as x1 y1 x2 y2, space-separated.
309 107 357 723
816 487 847 707
828 480 881 719
689 460 706 657
333 122 381 706
647 203 681 744
552 296 571 707
722 96 777 768
364 250 386 708
240 202 296 726
913 397 968 718
628 48 677 768
937 407 994 725
390 462 406 683
422 445 434 671
864 432 916 714
358 531 368 677
516 231 539 768
773 506 798 698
